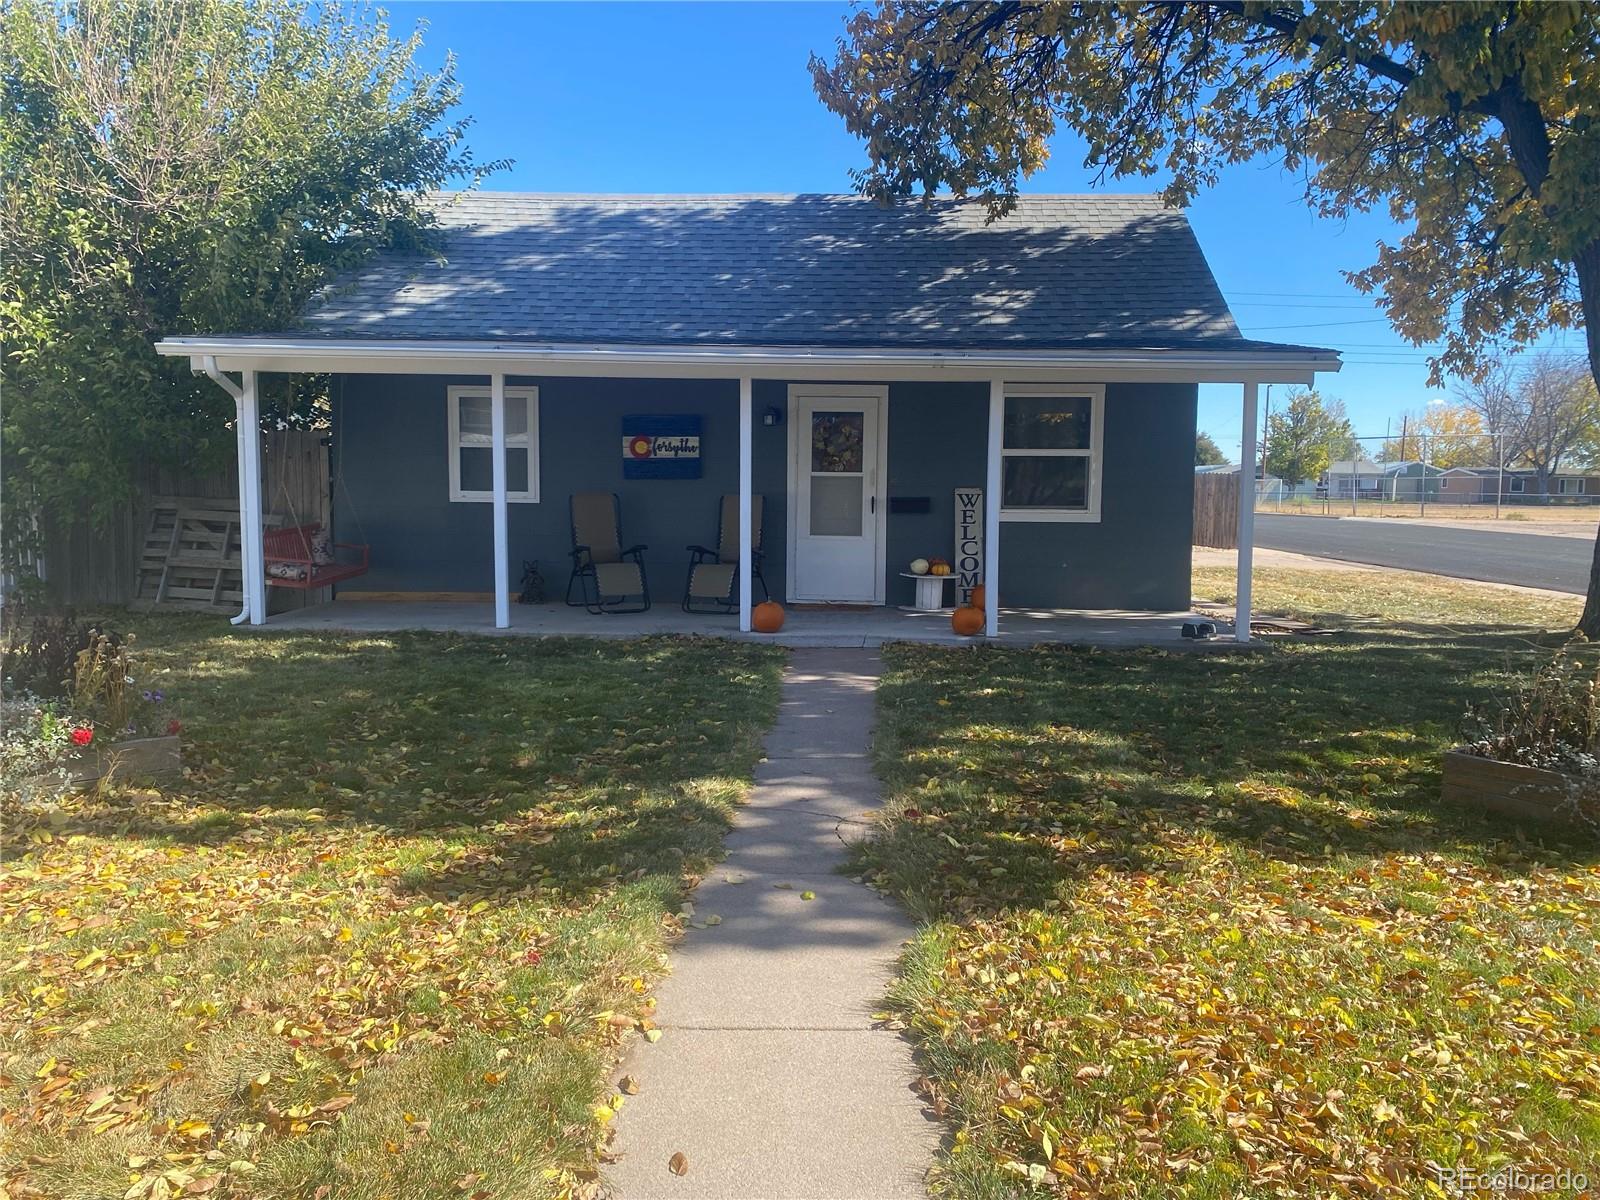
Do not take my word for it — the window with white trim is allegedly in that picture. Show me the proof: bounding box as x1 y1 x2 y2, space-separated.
1000 386 1104 521
1558 477 1586 495
448 385 539 502
1509 476 1525 493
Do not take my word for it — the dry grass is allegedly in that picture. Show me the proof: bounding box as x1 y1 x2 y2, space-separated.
1257 499 1600 525
1194 564 1582 630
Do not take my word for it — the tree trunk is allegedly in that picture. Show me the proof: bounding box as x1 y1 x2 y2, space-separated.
1571 238 1600 635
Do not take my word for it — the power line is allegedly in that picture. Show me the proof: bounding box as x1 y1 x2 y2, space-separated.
1244 317 1393 331
1229 300 1380 310
1228 289 1377 299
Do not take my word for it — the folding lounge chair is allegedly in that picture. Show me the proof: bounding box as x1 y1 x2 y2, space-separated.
566 491 650 614
683 494 768 614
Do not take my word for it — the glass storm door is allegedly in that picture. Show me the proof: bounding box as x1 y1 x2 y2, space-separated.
792 391 883 603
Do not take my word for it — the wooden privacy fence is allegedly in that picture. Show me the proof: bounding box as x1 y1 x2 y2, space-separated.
1193 471 1241 549
35 429 329 610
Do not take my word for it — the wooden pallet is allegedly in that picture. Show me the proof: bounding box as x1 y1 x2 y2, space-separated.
132 497 282 611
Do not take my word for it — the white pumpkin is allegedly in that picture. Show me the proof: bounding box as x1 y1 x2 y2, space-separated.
909 558 930 576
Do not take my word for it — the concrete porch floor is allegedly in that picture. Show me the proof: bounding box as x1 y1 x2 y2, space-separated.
263 598 1233 648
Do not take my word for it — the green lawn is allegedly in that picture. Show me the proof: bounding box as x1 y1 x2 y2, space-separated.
1 617 783 1200
863 569 1599 1199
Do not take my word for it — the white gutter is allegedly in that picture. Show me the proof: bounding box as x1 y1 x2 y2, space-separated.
155 335 1341 384
197 356 253 625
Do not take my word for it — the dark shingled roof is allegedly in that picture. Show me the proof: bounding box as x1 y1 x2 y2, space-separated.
296 192 1310 353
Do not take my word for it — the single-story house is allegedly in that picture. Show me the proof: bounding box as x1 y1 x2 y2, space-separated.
1195 463 1287 498
156 192 1340 641
1320 459 1388 497
1376 460 1446 500
1436 466 1600 503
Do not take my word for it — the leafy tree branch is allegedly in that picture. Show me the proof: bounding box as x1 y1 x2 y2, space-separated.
1 0 504 566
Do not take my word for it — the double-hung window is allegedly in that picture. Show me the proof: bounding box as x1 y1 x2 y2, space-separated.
447 385 539 503
1000 385 1104 521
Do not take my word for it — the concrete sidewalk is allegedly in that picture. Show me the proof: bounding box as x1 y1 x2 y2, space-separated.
605 649 938 1200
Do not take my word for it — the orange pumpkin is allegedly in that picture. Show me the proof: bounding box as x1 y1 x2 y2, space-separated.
968 584 986 610
752 600 786 633
951 605 985 636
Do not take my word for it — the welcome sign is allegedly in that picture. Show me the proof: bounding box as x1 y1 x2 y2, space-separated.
622 415 703 479
954 487 983 606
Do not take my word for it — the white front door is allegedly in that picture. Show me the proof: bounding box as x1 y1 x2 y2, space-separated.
788 386 887 604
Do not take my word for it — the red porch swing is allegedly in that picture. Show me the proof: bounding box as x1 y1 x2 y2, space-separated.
262 448 371 590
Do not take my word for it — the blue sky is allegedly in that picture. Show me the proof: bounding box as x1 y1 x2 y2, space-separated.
394 0 1576 461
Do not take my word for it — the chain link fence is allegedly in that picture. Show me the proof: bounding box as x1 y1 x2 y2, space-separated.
1251 433 1600 519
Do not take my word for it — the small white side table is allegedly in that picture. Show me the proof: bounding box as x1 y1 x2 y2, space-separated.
900 571 955 611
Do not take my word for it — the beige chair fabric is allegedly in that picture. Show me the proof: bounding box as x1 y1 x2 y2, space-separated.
568 491 649 612
715 493 764 561
572 491 623 563
687 562 736 601
685 494 767 610
594 561 645 597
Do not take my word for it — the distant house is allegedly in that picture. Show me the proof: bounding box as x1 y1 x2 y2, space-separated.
1320 459 1445 499
1436 467 1600 503
1195 462 1285 497
1377 460 1446 499
1319 459 1387 497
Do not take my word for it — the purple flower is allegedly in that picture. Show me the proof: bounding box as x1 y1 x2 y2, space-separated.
142 691 153 701
153 690 165 703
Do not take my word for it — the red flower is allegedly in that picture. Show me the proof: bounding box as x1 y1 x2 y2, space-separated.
70 727 93 747
167 718 182 736
523 949 542 966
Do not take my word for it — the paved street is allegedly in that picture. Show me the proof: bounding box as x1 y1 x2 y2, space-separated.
1253 514 1594 594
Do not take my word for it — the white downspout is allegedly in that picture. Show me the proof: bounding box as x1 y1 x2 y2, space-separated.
197 356 254 625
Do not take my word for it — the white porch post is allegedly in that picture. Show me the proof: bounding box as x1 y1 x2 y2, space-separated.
239 370 266 626
738 376 753 632
1235 380 1259 643
985 378 1003 638
490 372 510 630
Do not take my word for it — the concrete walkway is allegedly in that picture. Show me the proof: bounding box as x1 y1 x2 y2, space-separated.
605 649 938 1200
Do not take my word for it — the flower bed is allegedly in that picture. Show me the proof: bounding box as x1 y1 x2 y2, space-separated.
1 608 180 794
1441 748 1583 824
1455 639 1600 828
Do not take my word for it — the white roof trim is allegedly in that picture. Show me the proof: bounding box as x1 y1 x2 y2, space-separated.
154 335 1341 385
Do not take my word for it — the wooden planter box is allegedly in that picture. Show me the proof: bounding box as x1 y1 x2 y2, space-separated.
66 734 183 788
1441 749 1588 825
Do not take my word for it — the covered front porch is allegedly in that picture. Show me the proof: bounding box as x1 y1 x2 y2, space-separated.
155 340 1321 646
260 596 1228 649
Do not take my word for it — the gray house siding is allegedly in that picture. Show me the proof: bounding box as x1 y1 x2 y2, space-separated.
1007 383 1194 609
332 375 1195 611
335 374 789 604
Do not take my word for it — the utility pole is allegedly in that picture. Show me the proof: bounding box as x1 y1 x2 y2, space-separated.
1420 433 1430 518
1385 419 1398 511
1496 431 1504 520
1259 384 1272 506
